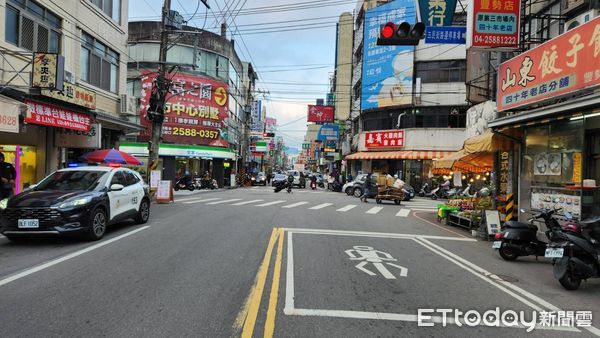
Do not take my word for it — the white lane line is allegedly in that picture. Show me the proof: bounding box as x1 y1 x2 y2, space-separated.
176 195 213 202
410 208 437 212
309 203 333 210
365 207 383 214
284 232 295 313
0 226 150 288
206 198 241 205
396 209 411 217
283 227 476 242
336 205 357 212
231 199 264 206
182 198 222 204
256 200 286 207
282 202 309 209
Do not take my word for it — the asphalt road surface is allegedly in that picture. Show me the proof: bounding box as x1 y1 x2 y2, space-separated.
0 185 599 337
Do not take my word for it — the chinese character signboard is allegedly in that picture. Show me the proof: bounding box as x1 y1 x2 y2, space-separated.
316 124 339 141
24 100 91 132
55 123 101 148
466 0 520 49
362 0 415 110
42 82 97 109
31 53 64 90
419 0 457 27
498 151 511 194
307 105 335 123
425 26 467 44
497 16 600 111
139 71 229 146
264 117 277 132
251 100 262 132
365 130 405 148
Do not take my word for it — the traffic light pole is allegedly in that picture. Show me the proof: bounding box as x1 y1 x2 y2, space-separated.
147 0 171 181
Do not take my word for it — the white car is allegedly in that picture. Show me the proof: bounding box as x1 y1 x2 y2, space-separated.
286 170 301 187
0 166 150 241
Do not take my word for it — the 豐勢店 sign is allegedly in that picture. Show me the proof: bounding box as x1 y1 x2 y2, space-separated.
497 16 600 112
24 100 91 132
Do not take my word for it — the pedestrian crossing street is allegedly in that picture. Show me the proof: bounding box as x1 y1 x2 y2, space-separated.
176 195 440 217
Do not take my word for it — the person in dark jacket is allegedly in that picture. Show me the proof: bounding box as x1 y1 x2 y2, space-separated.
360 173 374 203
0 152 16 199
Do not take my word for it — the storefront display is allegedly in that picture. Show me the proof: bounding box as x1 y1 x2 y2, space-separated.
0 145 37 193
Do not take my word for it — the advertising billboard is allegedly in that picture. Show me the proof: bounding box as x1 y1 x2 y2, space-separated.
307 105 335 123
139 71 229 146
365 130 405 148
418 0 457 27
251 100 262 132
497 16 600 111
466 0 520 49
362 0 416 111
316 124 339 141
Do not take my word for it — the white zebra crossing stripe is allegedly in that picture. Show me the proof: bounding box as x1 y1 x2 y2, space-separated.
206 198 242 205
309 203 333 210
283 202 309 208
182 198 222 204
365 206 383 214
256 200 287 207
396 209 411 217
231 199 264 206
337 204 357 212
410 208 437 212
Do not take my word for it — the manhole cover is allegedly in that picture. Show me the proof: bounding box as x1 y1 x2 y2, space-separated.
491 274 519 283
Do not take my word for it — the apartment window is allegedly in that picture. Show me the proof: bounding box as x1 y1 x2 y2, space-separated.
91 0 121 23
415 60 466 83
5 0 61 53
81 32 119 93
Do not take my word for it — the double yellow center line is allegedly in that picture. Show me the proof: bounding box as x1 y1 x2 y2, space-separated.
234 227 285 338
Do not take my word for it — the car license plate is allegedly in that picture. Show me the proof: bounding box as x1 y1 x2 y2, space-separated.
18 219 39 228
545 248 564 258
492 241 502 249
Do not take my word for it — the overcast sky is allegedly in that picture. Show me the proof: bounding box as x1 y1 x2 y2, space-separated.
128 0 358 150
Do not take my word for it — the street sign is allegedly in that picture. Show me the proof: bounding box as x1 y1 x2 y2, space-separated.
302 143 310 149
345 246 408 279
425 26 466 44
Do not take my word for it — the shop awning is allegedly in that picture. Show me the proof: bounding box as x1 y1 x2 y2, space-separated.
345 150 455 160
433 151 493 173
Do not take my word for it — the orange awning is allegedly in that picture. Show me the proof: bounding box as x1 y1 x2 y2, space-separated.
345 150 455 160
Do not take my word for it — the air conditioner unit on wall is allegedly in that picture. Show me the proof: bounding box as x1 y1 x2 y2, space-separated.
565 9 599 31
120 94 139 116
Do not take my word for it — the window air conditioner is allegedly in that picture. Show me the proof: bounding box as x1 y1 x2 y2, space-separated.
120 94 139 115
565 9 599 31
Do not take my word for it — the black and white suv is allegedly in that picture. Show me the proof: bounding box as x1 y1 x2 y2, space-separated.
0 166 150 242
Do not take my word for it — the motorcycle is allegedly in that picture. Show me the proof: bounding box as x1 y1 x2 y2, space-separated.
199 178 217 190
329 180 343 192
310 179 317 190
418 183 432 197
429 185 448 200
547 216 600 290
492 208 565 261
174 176 195 191
274 180 292 193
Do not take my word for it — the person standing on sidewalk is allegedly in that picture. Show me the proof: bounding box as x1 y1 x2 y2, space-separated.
360 173 373 203
0 152 16 199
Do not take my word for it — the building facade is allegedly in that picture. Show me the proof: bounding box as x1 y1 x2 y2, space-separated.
124 21 257 186
345 0 468 190
0 0 140 193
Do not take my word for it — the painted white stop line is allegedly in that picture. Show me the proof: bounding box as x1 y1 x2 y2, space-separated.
396 209 411 217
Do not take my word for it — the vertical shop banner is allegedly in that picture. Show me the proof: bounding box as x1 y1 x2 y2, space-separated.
419 0 457 27
307 105 335 123
498 151 511 194
265 117 277 132
362 0 415 110
31 53 64 90
466 0 520 49
572 152 582 183
24 100 91 132
250 100 262 132
139 71 229 146
365 130 405 148
497 16 600 111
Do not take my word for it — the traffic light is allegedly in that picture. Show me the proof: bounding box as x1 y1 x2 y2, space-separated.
377 22 426 46
263 132 275 138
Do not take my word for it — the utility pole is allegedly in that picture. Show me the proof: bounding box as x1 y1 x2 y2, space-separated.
147 0 171 180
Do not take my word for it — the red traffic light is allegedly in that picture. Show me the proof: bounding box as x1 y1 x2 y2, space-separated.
381 22 396 39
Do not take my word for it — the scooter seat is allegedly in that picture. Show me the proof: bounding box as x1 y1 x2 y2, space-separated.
504 221 538 232
580 216 600 228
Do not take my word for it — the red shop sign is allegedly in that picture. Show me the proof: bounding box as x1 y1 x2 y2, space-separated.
497 16 600 111
365 130 405 148
467 0 520 49
307 105 335 123
24 100 91 132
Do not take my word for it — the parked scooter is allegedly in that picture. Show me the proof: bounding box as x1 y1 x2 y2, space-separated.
329 180 343 192
174 176 195 191
418 183 432 197
546 216 600 290
493 208 565 261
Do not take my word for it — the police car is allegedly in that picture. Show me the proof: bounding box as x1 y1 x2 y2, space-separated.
0 166 150 242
